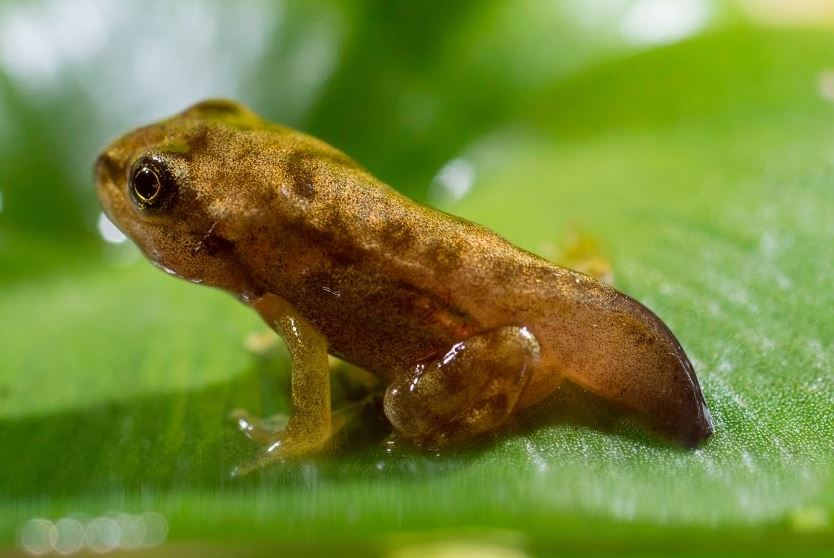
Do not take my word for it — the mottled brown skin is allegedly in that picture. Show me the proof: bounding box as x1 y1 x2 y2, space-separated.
96 100 713 465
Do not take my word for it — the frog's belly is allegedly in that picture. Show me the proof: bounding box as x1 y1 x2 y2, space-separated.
285 268 484 379
281 258 569 400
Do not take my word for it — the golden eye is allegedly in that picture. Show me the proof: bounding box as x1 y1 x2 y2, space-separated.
132 166 161 203
129 156 175 211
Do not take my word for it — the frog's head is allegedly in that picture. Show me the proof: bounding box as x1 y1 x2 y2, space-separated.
95 99 267 296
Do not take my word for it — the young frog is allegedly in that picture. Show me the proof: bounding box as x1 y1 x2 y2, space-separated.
95 100 713 468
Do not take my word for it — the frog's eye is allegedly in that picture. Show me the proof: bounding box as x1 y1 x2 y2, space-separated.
129 156 176 211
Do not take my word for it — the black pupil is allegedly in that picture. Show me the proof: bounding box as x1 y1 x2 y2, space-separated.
133 167 161 201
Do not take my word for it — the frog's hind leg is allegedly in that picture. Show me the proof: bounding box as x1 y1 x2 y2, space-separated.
384 326 541 448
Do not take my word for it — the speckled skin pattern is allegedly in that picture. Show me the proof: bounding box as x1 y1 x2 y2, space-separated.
96 100 713 457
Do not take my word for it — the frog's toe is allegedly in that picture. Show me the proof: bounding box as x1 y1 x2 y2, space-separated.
230 424 333 477
231 437 291 477
230 408 289 443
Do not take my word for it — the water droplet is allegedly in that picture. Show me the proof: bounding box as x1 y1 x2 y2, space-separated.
97 212 127 244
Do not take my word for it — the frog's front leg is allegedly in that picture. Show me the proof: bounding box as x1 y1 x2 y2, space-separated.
384 326 542 448
232 293 332 474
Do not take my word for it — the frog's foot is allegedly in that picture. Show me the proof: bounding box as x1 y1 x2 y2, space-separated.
231 409 288 443
231 401 363 445
231 422 332 477
230 403 366 476
383 326 541 449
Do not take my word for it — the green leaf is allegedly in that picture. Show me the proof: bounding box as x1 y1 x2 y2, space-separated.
2 23 834 558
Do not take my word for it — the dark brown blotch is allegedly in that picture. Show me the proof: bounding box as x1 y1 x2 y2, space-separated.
381 219 416 252
284 149 360 200
424 239 463 274
284 151 316 199
179 125 211 162
623 320 655 347
202 231 235 256
192 226 235 257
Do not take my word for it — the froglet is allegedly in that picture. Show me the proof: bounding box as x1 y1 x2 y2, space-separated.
95 100 713 467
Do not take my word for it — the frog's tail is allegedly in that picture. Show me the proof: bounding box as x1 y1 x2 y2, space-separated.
540 274 713 448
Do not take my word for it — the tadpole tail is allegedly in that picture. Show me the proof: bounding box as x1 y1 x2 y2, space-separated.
548 277 713 448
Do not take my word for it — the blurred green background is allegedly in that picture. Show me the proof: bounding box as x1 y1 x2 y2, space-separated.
2 0 834 556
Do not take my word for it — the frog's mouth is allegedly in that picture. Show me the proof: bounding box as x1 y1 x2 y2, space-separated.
135 218 258 296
